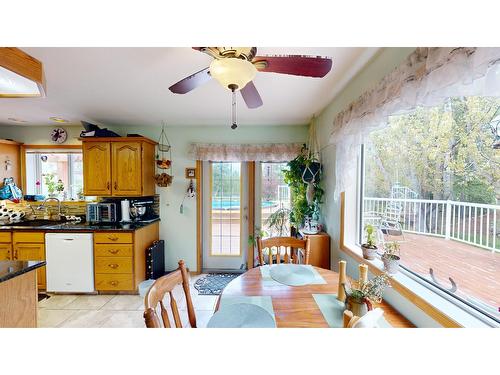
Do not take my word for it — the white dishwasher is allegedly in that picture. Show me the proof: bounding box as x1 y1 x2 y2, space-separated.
45 233 95 293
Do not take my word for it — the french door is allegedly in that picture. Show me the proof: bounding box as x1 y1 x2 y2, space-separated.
202 161 249 271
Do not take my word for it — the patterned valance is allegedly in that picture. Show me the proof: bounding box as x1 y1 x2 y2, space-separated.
329 47 500 196
189 143 303 162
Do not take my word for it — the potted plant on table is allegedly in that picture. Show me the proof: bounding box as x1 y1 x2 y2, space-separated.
343 273 391 317
361 224 378 260
382 241 401 274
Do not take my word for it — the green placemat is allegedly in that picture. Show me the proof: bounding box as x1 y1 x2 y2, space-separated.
312 294 392 328
260 265 326 285
219 295 276 322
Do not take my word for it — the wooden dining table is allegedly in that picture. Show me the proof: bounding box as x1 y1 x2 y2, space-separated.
218 266 414 328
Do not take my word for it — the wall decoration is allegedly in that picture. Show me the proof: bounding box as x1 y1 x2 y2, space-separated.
50 128 67 144
185 167 196 179
155 122 173 187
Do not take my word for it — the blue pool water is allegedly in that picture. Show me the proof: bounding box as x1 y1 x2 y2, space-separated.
212 200 276 210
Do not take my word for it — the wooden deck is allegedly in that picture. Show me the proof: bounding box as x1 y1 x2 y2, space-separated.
396 233 500 308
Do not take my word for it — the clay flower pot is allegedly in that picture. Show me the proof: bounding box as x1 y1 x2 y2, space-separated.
345 295 373 317
382 254 400 274
361 244 377 260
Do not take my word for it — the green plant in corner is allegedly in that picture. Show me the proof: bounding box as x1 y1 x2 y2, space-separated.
283 146 324 228
264 206 291 237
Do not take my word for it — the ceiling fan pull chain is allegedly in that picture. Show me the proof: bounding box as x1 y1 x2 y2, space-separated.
231 89 237 129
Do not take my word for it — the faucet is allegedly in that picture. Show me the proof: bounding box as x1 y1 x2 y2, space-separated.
37 197 62 219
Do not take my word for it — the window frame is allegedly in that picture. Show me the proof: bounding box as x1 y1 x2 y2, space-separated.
357 144 500 326
21 145 83 201
208 161 243 257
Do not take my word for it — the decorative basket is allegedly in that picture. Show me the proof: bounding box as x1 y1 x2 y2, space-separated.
155 173 173 187
155 122 173 186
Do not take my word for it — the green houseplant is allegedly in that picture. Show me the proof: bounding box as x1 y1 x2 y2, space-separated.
343 273 391 317
361 224 378 260
43 173 57 197
283 146 324 229
382 241 401 274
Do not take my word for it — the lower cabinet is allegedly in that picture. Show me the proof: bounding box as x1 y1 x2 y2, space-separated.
94 222 159 293
12 232 46 291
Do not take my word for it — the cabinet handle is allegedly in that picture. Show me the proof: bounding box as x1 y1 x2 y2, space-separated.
114 181 118 190
108 263 119 269
108 236 118 241
108 249 119 254
13 249 18 260
6 249 10 260
109 281 118 286
107 181 110 190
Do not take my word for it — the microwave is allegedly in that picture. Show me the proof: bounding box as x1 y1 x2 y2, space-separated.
86 203 117 223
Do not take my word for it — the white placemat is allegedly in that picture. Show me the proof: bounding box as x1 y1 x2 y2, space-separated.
208 295 276 328
260 264 327 286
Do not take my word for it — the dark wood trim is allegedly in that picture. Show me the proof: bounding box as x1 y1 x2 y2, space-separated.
23 144 82 149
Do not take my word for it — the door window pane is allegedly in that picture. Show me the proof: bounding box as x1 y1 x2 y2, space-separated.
210 162 241 256
261 162 291 237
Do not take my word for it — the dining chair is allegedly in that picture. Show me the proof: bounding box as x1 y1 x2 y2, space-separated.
257 236 311 265
143 260 197 328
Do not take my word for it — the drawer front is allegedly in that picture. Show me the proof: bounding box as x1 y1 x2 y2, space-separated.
94 232 133 244
95 273 134 291
13 232 45 243
14 243 45 260
0 243 12 260
94 256 133 274
94 244 133 257
0 232 12 243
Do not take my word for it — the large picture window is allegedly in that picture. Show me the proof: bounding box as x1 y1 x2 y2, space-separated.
360 97 500 322
25 148 83 201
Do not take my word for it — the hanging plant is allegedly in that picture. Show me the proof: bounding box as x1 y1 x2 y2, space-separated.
283 145 324 228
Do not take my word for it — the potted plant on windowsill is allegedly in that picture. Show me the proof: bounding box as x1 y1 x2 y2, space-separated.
361 224 378 260
343 273 391 317
382 241 401 274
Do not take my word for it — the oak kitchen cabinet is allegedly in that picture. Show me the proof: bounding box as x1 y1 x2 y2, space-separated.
0 231 47 291
81 136 157 197
0 221 159 294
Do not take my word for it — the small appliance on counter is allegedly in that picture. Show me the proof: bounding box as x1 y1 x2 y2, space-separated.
86 202 117 223
87 196 160 224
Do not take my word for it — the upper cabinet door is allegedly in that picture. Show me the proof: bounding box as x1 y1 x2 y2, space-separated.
83 142 112 196
112 142 142 196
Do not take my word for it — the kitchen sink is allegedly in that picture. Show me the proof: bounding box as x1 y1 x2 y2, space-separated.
4 219 69 228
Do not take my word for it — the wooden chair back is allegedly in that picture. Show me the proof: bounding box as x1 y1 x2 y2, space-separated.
143 260 196 328
257 236 310 265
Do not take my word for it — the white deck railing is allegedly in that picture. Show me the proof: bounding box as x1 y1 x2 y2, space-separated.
363 197 499 253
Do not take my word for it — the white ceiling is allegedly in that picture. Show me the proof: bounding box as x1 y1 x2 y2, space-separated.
0 47 379 127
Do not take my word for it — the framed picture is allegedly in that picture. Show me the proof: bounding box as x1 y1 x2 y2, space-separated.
185 167 196 179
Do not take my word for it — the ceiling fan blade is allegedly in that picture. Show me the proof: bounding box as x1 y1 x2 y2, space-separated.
253 55 332 78
240 81 263 109
169 67 211 94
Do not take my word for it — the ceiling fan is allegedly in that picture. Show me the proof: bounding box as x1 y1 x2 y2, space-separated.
169 47 333 110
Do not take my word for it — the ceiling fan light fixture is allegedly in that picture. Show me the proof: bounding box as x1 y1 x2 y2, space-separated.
209 58 256 91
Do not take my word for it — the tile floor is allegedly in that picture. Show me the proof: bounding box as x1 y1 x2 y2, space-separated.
37 274 217 328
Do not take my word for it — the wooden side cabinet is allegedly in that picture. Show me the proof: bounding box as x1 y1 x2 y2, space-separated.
11 231 46 291
301 231 331 269
81 137 157 197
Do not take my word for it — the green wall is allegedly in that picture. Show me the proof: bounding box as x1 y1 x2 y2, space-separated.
0 123 308 271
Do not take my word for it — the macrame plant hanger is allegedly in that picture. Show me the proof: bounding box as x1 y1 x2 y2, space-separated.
155 121 173 187
303 116 321 206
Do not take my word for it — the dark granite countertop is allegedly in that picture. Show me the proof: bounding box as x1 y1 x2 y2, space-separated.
0 260 46 283
0 218 160 232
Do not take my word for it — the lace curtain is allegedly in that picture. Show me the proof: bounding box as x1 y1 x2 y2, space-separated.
189 142 303 161
329 47 500 197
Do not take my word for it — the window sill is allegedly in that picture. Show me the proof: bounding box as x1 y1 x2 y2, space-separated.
340 241 497 328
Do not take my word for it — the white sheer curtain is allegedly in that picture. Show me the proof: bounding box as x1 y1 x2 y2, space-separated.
189 142 303 161
329 47 500 196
